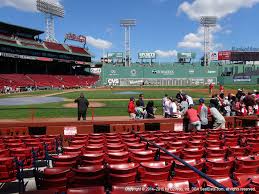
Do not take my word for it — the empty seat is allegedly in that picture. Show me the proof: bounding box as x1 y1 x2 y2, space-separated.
139 161 171 182
35 168 70 192
0 157 16 183
67 186 106 194
52 155 78 168
81 153 105 165
153 180 199 194
130 150 155 163
70 165 105 187
196 177 249 194
108 163 139 185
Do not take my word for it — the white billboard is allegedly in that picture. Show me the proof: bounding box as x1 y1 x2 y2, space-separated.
210 52 218 61
90 68 101 75
138 52 156 59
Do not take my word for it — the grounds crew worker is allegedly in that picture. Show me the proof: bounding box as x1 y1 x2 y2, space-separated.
74 93 89 121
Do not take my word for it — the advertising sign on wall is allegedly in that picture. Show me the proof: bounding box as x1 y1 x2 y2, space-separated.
218 51 231 60
107 52 123 59
64 127 77 136
210 52 218 61
138 52 156 59
177 52 196 59
90 68 101 75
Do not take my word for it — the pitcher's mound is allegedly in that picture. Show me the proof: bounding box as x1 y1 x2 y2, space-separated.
63 102 106 108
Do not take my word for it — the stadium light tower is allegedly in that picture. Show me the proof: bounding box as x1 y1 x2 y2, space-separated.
120 19 136 67
200 16 217 66
37 0 64 42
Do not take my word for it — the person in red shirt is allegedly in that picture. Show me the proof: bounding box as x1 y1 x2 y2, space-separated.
185 104 201 132
209 83 214 95
128 97 136 119
219 84 224 94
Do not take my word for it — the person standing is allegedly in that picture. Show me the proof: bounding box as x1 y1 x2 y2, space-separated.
135 100 146 119
138 94 145 107
146 100 155 119
197 98 209 129
162 94 168 116
209 101 226 130
74 93 89 121
219 84 224 94
209 83 214 95
169 98 178 118
185 104 201 132
128 97 136 119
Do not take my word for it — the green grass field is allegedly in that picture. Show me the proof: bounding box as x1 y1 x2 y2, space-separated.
0 85 257 119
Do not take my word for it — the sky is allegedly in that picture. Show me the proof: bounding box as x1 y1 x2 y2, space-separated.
0 0 259 61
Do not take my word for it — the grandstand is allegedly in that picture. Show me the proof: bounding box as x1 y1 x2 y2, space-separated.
0 117 258 194
0 21 99 91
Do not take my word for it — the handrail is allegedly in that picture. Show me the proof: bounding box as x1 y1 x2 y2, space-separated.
132 130 235 194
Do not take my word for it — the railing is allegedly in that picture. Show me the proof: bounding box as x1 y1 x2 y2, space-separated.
132 130 235 194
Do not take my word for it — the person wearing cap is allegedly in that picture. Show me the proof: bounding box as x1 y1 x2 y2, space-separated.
74 93 89 121
128 97 136 119
197 98 209 129
209 100 226 130
185 104 201 132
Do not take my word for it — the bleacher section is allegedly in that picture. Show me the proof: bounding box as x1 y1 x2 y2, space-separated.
0 74 99 90
44 41 68 52
0 34 17 44
68 45 89 55
0 127 258 193
19 37 45 49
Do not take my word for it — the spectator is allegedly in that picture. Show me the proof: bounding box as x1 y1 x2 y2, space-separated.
236 89 243 100
176 90 184 103
185 104 201 132
209 101 226 130
146 100 155 119
169 97 178 118
179 95 189 115
162 94 168 116
219 84 224 93
138 94 145 107
209 83 214 95
164 97 171 118
128 97 135 120
185 94 194 106
74 93 89 121
223 96 231 116
197 98 209 129
135 100 146 119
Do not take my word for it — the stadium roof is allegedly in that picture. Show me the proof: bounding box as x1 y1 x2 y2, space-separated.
0 21 44 37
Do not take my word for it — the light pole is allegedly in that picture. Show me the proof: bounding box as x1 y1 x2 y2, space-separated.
200 16 217 66
120 19 136 67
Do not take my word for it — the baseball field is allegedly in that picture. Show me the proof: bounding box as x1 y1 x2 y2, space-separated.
0 85 257 120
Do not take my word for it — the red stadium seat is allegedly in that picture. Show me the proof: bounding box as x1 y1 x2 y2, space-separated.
139 161 171 182
153 180 199 194
108 163 140 185
67 187 106 194
35 167 70 192
81 153 105 165
196 177 249 194
130 150 155 163
70 165 105 187
52 155 78 168
0 157 16 183
63 146 83 155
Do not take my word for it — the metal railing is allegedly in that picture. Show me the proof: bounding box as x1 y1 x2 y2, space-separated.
132 130 236 194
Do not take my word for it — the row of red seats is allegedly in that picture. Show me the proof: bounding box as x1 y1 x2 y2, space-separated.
35 160 258 194
0 74 100 90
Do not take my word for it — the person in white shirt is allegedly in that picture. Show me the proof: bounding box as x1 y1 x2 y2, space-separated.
186 94 194 106
164 98 171 118
169 98 178 118
162 94 168 117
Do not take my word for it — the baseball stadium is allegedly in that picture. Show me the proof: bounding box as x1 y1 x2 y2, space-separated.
0 0 259 194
